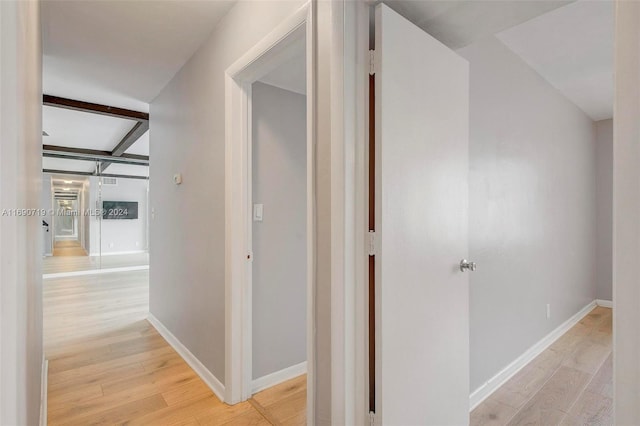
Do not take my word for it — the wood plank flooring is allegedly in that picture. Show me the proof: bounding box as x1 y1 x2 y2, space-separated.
53 240 88 257
43 252 149 275
471 306 613 426
44 268 305 425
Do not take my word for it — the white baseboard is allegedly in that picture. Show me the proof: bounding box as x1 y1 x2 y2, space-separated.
252 361 307 394
39 358 48 426
596 299 613 308
469 300 597 411
43 265 149 279
89 250 147 257
147 314 225 402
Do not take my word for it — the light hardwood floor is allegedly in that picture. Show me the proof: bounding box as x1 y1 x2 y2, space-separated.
52 240 88 257
43 252 149 275
44 269 305 425
471 306 613 426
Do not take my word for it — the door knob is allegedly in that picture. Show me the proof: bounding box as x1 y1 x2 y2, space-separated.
460 259 476 272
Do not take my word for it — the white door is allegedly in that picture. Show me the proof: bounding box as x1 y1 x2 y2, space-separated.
374 4 470 425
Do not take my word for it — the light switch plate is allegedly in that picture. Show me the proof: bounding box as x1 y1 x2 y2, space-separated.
253 204 263 221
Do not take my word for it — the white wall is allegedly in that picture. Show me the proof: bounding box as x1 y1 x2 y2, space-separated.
82 180 91 252
149 0 306 386
251 82 307 380
596 118 613 301
613 0 640 422
89 176 148 255
0 1 43 424
458 37 597 393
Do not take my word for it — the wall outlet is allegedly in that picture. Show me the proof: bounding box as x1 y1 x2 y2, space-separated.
109 242 114 248
546 304 551 319
135 241 139 247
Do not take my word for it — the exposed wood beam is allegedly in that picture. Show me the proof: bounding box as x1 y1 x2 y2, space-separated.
42 95 150 174
100 120 149 172
112 121 149 156
43 169 149 180
43 145 149 162
43 95 149 122
44 152 148 167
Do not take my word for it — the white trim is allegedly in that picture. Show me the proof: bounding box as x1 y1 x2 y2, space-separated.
224 2 314 411
251 362 307 394
469 300 597 410
596 299 614 308
147 314 225 402
39 358 48 426
55 235 77 241
43 265 148 279
88 250 147 257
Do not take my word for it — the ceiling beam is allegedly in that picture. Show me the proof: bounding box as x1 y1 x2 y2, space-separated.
100 120 149 172
43 95 149 121
43 144 149 162
42 95 150 174
112 121 149 156
43 144 148 167
43 169 149 180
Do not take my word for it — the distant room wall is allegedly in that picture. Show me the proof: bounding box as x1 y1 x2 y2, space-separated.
89 176 148 255
251 82 307 380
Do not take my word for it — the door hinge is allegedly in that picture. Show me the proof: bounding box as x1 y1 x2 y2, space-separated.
369 50 376 75
369 411 376 426
368 230 378 256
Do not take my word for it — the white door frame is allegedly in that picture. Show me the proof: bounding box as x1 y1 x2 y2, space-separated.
224 2 315 416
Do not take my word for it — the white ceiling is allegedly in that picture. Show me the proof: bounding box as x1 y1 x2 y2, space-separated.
383 0 573 49
42 0 236 111
104 163 149 178
43 105 138 151
497 0 614 121
41 0 234 176
43 157 96 174
259 48 306 95
385 0 613 121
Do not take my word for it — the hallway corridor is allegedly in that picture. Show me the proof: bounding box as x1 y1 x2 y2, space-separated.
52 240 87 257
44 269 305 425
471 306 613 425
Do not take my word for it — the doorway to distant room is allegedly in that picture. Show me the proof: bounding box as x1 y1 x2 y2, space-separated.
224 6 312 423
248 48 308 423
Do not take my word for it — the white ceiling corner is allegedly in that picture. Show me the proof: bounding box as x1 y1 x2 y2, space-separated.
383 0 574 50
497 0 614 121
258 46 306 95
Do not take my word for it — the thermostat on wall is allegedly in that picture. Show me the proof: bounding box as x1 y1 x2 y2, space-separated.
173 173 183 185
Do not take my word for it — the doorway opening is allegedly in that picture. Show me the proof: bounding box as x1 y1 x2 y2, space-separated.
247 51 308 422
224 4 314 421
